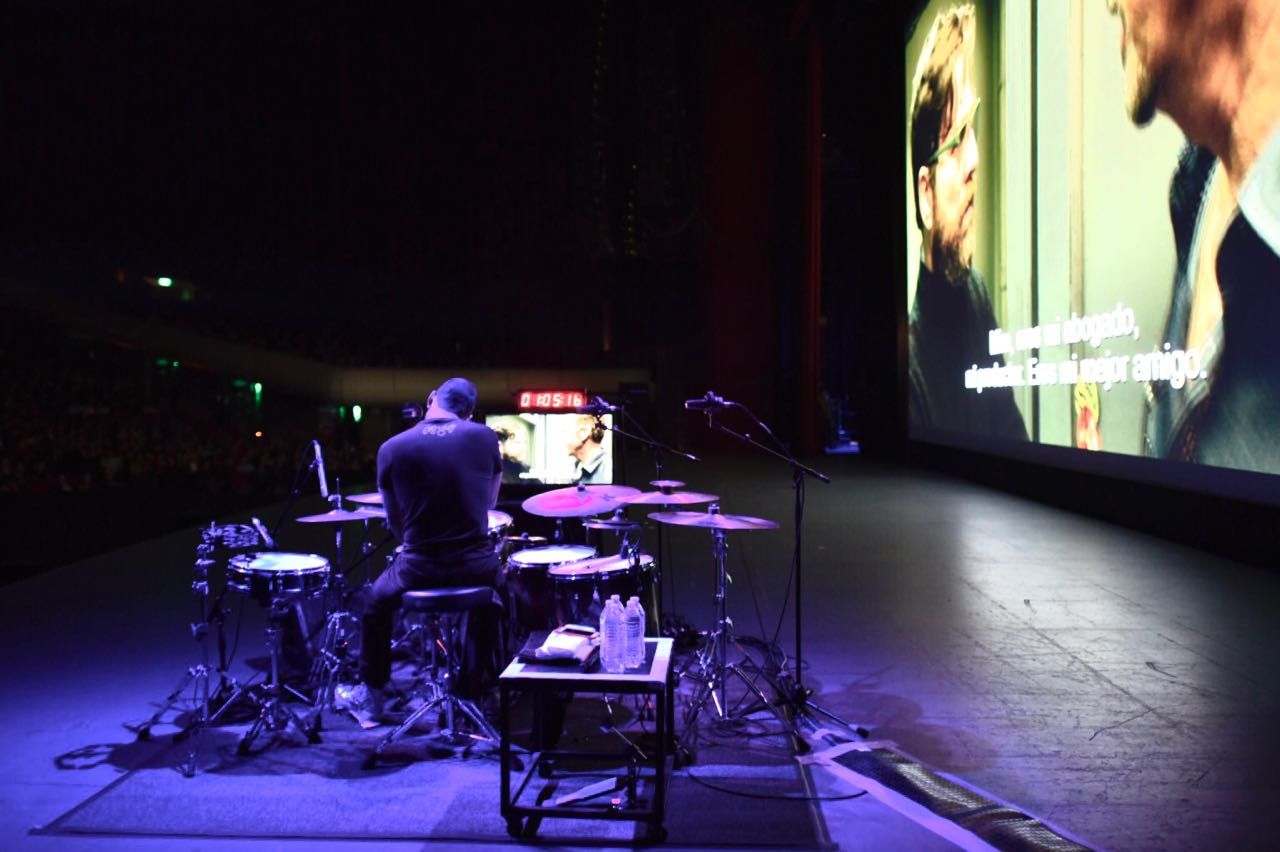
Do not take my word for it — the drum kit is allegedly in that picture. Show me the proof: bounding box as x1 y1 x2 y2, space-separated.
136 470 787 766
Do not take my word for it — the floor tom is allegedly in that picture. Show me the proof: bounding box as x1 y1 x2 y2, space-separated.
505 544 596 630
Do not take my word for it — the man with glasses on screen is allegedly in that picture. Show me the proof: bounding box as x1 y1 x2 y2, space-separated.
907 5 1027 440
1105 0 1280 474
567 414 611 484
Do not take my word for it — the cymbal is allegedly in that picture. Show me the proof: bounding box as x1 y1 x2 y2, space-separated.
649 509 778 531
583 510 643 532
649 479 686 489
296 507 386 524
347 492 383 505
521 484 640 518
618 490 718 506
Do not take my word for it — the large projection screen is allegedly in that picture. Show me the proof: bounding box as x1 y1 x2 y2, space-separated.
903 0 1280 506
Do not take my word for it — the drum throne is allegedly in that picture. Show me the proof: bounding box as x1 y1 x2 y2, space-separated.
364 585 505 768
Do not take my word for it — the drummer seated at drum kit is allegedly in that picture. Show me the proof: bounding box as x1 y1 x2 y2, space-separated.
338 377 505 727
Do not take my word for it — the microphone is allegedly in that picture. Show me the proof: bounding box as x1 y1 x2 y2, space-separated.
250 516 275 549
683 391 728 411
312 439 329 499
575 396 619 415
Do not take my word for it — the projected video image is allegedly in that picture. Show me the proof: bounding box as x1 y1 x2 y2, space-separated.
904 0 1280 478
486 413 614 486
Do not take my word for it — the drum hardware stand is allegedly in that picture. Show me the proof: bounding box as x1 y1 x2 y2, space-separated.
692 395 865 752
306 488 393 711
681 522 791 741
127 526 256 769
238 598 322 754
310 534 392 712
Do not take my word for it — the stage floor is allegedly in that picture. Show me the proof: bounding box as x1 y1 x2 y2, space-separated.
3 455 1278 850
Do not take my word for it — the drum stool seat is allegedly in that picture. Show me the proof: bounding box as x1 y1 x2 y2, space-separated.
365 585 503 768
403 585 499 614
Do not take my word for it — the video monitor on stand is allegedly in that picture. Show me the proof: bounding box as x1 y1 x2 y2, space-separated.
485 391 614 487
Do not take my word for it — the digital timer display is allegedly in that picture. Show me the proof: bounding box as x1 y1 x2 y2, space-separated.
516 390 586 411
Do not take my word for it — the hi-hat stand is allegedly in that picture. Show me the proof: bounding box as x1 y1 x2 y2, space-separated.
311 527 393 712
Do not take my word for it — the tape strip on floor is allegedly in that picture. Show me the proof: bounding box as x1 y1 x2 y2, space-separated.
806 739 1094 852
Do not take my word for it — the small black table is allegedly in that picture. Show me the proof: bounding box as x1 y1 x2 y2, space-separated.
499 637 675 841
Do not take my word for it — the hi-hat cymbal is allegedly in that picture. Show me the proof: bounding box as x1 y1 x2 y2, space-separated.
296 507 386 524
347 492 383 505
521 484 640 518
649 479 686 489
649 509 778 530
618 489 719 506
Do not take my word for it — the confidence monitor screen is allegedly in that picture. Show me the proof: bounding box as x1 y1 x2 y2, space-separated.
903 1 1280 505
485 412 614 486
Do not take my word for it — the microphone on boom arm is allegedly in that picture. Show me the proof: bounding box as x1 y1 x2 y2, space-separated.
312 439 329 500
575 396 619 416
683 391 729 411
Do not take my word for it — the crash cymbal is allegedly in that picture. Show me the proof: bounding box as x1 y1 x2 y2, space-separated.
649 508 778 530
347 492 383 505
521 484 640 518
582 509 643 532
618 489 719 506
296 507 386 523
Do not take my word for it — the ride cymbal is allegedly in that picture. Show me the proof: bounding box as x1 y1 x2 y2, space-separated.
648 509 778 530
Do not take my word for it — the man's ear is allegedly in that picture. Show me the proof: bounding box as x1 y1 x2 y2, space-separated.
917 166 934 232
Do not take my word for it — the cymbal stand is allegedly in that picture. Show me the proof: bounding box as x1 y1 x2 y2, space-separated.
682 524 790 737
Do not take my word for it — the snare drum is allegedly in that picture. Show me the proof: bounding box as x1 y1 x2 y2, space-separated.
505 544 596 629
227 552 330 606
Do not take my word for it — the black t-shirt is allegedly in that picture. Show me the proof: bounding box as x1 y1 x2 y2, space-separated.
377 417 501 562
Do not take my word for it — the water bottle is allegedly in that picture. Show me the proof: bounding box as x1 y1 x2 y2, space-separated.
600 594 625 673
624 595 645 669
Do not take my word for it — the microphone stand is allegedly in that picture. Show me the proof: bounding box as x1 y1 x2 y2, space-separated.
270 443 331 542
699 402 863 751
601 408 698 612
